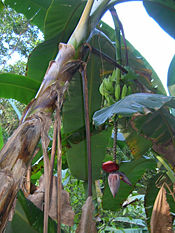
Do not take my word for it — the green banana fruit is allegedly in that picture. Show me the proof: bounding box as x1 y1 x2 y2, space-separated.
121 84 128 99
103 78 114 93
116 69 121 85
99 82 105 96
127 86 132 95
115 84 121 101
111 69 117 81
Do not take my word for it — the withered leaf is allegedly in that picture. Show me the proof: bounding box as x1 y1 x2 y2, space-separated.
27 175 74 226
150 185 173 233
76 196 97 233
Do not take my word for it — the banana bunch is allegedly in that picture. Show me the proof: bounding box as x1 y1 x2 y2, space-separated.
99 68 133 106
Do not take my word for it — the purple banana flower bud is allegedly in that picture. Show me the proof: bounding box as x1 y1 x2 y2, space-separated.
108 173 120 198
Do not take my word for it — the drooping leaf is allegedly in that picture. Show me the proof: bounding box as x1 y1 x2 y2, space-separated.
93 93 175 126
67 127 112 181
102 158 156 210
0 73 40 104
94 93 175 163
5 0 52 31
76 196 97 233
145 174 175 230
27 175 75 226
150 185 173 233
143 0 175 39
167 54 175 96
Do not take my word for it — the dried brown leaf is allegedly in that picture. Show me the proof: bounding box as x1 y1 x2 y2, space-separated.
27 175 74 226
76 196 97 233
151 185 173 233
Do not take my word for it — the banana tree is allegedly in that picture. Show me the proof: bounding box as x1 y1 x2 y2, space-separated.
0 0 175 232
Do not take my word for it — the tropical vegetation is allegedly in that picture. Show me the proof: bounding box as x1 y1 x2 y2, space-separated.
0 0 175 232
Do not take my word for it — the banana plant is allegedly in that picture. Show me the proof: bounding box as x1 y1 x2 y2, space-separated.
0 0 175 232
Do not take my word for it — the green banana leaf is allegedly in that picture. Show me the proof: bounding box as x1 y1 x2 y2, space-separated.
93 93 175 164
167 54 175 96
0 73 40 104
102 158 156 210
143 0 175 39
66 127 112 181
27 0 86 82
62 32 113 133
27 37 59 81
6 200 38 233
93 93 175 126
44 0 85 40
5 0 52 31
12 190 58 233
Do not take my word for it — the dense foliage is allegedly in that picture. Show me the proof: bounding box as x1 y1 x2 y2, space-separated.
0 0 175 232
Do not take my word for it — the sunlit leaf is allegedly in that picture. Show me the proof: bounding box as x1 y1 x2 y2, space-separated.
44 0 85 40
93 93 175 126
27 0 85 82
27 38 59 81
5 0 52 31
0 73 40 104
